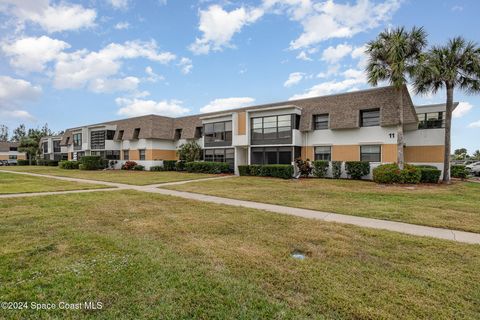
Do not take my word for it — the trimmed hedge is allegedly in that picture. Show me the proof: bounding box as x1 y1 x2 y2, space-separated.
59 160 79 169
373 163 421 184
176 160 186 171
133 165 145 171
451 165 469 179
345 161 370 180
79 156 105 170
415 165 441 183
185 161 229 174
36 159 59 166
149 166 165 171
163 160 177 171
332 161 342 179
17 159 30 166
237 164 293 179
312 160 329 178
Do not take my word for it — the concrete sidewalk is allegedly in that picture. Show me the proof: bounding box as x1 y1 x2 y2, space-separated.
2 169 480 245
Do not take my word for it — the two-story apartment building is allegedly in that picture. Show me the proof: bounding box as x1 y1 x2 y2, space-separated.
40 135 68 161
51 86 450 175
0 142 27 164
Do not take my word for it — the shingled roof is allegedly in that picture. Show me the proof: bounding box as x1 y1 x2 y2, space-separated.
0 141 19 152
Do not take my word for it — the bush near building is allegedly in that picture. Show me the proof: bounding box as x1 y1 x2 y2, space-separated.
79 156 107 170
36 159 59 166
373 163 422 184
238 165 294 179
312 160 329 178
451 165 469 179
332 161 342 179
185 161 229 174
16 159 30 166
163 160 177 171
121 161 138 170
345 161 370 180
59 161 80 169
415 165 441 183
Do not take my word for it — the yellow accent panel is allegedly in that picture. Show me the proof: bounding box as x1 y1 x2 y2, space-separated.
301 146 314 160
405 145 444 163
237 112 246 135
68 153 72 160
332 145 360 161
130 150 140 161
0 155 7 160
147 149 177 161
381 144 397 163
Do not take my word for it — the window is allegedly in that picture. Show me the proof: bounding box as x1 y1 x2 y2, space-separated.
313 114 329 130
175 128 182 140
314 146 331 161
117 130 124 140
250 147 293 165
204 121 232 147
133 128 141 139
106 130 116 140
139 149 146 160
42 142 48 153
360 145 381 162
203 148 234 170
53 140 61 153
73 133 82 150
91 130 106 150
360 109 380 127
9 146 17 151
105 150 120 160
418 112 445 129
9 155 17 160
251 115 292 144
194 126 203 139
65 137 70 145
123 150 129 160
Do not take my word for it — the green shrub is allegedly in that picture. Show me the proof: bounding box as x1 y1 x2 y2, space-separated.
451 165 469 179
79 156 104 170
238 165 250 176
59 160 79 169
133 165 145 171
373 163 421 184
175 160 186 171
36 159 58 166
312 160 329 178
332 161 342 179
185 161 229 174
163 160 177 171
36 159 46 166
47 160 59 166
149 166 165 172
416 166 441 183
121 161 137 170
345 161 370 180
17 159 30 166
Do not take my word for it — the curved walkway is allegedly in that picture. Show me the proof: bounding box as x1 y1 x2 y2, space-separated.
2 169 480 245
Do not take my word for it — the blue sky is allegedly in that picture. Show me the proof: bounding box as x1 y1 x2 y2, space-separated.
0 0 479 152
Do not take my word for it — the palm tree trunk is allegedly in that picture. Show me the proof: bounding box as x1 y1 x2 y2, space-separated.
443 84 454 183
397 87 405 169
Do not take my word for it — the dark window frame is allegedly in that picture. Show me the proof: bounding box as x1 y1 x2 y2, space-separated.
133 128 141 140
123 150 129 160
53 140 61 153
314 146 331 161
360 109 380 127
418 112 445 129
73 133 82 150
90 130 106 150
117 130 124 140
313 114 329 130
250 114 293 145
204 121 232 147
203 148 234 170
139 149 146 161
106 130 116 140
250 146 293 165
174 128 182 140
360 145 381 162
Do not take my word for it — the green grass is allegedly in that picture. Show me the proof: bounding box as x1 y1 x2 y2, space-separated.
165 176 480 233
0 190 479 319
0 166 216 185
0 172 107 194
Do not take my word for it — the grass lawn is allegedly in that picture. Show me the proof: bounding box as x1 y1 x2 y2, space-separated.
165 176 480 233
1 190 479 319
0 172 107 194
0 166 216 185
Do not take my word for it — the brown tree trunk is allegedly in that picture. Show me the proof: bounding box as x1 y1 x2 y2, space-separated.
397 87 405 169
443 84 454 183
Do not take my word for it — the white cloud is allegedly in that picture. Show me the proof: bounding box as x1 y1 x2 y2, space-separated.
108 0 129 10
290 67 366 99
53 40 176 90
1 36 70 72
284 72 305 87
285 0 401 49
145 66 164 82
200 97 255 113
451 5 463 12
178 57 193 74
453 102 473 118
89 77 140 93
321 43 352 63
468 120 480 128
316 64 340 78
0 0 96 33
296 51 312 61
114 22 130 30
189 5 264 54
0 76 41 120
116 97 190 117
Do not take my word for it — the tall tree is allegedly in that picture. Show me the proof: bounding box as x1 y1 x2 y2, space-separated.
12 124 26 142
0 125 8 141
366 26 427 169
414 37 480 182
473 150 480 160
18 127 49 165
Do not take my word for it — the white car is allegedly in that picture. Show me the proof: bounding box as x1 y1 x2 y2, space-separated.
466 161 480 176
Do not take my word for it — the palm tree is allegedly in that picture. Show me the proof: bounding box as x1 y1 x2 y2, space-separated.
366 26 427 169
414 37 480 182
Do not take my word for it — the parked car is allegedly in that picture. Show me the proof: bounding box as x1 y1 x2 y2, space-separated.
0 160 9 166
466 161 480 176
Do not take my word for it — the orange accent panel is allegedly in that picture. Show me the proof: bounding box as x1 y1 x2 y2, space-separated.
130 150 140 161
0 155 8 160
147 149 177 161
332 145 360 161
381 144 397 163
405 145 444 163
301 146 314 160
237 112 247 135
